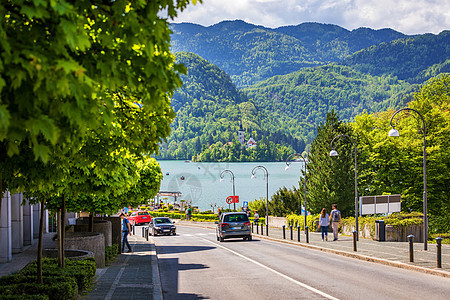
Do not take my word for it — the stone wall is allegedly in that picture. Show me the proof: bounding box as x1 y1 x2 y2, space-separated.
64 232 105 268
268 216 287 228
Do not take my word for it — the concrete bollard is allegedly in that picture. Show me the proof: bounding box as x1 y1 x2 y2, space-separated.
297 225 300 242
305 226 309 243
436 237 442 268
282 225 286 239
408 234 414 262
353 230 357 252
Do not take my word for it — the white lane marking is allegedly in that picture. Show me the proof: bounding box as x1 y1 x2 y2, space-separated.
202 238 339 300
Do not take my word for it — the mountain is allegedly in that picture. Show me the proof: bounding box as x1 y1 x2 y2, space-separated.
342 31 450 83
243 64 415 141
170 20 409 87
157 52 305 160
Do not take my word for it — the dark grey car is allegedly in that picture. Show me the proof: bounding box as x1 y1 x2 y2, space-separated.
216 212 252 242
149 217 176 236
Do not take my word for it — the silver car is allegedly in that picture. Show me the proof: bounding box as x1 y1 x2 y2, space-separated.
216 212 252 242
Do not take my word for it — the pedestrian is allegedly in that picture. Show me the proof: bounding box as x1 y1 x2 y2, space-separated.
186 206 192 221
120 213 132 253
217 208 222 219
329 204 341 241
319 208 329 241
254 210 259 224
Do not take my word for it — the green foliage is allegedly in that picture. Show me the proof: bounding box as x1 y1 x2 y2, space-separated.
171 21 407 88
343 31 450 83
20 258 96 292
286 214 320 232
157 52 305 161
105 244 120 264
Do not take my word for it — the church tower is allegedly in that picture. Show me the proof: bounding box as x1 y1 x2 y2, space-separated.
238 122 245 146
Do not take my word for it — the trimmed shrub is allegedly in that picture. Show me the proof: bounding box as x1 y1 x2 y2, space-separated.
0 276 77 300
105 243 119 264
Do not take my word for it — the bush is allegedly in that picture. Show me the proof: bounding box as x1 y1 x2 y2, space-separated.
286 214 319 231
0 275 77 300
0 295 49 300
19 258 96 292
105 244 119 264
429 233 450 244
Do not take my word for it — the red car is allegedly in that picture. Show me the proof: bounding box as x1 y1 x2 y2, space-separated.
127 211 152 226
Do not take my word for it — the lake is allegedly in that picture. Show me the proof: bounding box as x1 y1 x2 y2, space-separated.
157 160 305 211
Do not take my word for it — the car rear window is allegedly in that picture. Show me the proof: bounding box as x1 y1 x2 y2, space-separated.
223 214 249 222
155 218 171 224
138 212 149 216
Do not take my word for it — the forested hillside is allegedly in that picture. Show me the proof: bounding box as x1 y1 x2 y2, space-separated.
243 64 415 141
170 20 408 87
343 31 450 83
156 52 305 160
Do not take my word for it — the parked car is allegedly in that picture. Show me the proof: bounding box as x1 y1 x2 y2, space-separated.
127 211 151 226
216 212 252 242
149 217 176 236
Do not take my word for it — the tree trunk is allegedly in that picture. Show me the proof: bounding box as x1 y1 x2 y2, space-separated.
61 195 65 267
88 212 94 232
57 209 63 267
0 180 3 220
37 199 45 284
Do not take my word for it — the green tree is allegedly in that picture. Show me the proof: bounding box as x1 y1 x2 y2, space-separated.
306 110 355 216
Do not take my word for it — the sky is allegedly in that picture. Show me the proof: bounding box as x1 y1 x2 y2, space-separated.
173 0 450 35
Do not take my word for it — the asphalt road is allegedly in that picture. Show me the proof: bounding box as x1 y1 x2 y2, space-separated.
154 225 450 300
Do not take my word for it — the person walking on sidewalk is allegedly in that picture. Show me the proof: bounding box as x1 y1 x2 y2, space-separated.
186 206 192 221
319 208 329 241
120 213 132 253
329 204 341 241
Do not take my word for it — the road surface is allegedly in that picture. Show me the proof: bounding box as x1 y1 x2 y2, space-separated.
154 225 450 299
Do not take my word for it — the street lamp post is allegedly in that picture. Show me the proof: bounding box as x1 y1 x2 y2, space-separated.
285 153 308 232
251 166 269 234
329 134 359 240
220 170 236 212
389 107 428 250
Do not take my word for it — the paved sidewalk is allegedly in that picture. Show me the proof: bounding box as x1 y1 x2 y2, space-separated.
0 232 56 277
179 221 450 278
84 234 162 300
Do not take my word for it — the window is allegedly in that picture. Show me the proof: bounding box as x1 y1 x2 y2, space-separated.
155 218 172 224
223 214 249 223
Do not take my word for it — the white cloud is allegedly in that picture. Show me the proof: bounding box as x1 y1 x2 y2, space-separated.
173 0 450 34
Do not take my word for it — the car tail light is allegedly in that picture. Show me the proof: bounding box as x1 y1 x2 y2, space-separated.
221 223 229 227
243 222 251 226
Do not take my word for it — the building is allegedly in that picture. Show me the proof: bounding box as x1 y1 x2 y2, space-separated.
237 123 257 149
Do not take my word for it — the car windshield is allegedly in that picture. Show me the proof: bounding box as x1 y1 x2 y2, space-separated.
223 214 249 223
155 218 172 224
138 212 149 216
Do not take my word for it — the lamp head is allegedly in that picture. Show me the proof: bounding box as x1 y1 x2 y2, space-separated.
388 128 399 137
251 174 256 179
219 178 224 182
329 149 338 157
285 165 290 171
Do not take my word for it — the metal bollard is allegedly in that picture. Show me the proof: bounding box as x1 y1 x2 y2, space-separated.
132 224 135 235
266 224 269 236
261 223 264 235
256 223 259 234
282 225 286 239
408 234 414 262
290 225 293 240
353 230 357 252
142 227 145 238
297 225 300 242
305 226 309 243
251 222 254 233
146 228 149 241
436 237 442 268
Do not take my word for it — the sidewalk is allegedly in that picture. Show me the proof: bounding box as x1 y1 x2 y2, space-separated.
179 221 450 278
0 232 56 277
84 234 162 300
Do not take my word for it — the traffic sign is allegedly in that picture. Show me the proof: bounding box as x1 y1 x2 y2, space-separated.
243 201 248 208
226 196 239 204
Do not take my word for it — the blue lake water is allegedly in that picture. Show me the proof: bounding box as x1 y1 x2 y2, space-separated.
157 160 305 211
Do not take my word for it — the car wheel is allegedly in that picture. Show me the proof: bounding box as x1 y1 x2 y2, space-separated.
219 236 224 242
248 235 252 241
152 229 156 236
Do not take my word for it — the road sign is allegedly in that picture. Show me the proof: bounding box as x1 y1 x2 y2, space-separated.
243 201 248 208
226 196 239 204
